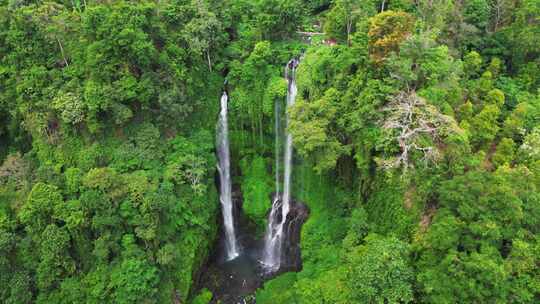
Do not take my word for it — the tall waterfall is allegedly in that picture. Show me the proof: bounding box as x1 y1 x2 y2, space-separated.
262 59 299 270
216 91 240 261
274 86 282 196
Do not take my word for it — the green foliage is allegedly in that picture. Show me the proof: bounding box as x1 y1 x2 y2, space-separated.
37 224 75 291
464 51 483 77
165 132 215 196
508 0 540 68
263 2 539 303
0 111 218 303
503 93 540 139
365 173 417 237
288 45 357 172
259 163 354 303
256 272 298 304
52 92 85 125
289 88 349 172
229 40 286 153
240 156 272 231
463 0 490 31
191 288 213 304
109 258 159 304
416 168 540 303
19 183 63 235
1 1 539 303
254 0 306 40
469 104 501 147
519 127 540 165
346 234 414 303
324 0 377 45
492 138 516 167
368 10 415 62
387 32 463 106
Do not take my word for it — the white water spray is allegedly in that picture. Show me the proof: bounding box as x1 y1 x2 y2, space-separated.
217 91 240 260
262 59 298 270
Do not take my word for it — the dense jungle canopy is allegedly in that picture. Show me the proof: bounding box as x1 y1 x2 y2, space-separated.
0 0 539 303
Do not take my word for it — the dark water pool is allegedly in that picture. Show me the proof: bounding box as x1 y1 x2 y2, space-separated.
195 191 307 303
197 236 267 304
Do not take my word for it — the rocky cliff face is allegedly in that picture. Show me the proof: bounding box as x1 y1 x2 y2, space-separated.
280 199 309 272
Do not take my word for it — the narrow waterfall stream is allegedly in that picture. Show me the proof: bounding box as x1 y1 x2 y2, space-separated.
274 84 282 196
262 59 299 271
217 91 240 261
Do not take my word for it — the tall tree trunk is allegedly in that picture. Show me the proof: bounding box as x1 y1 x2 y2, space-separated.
56 37 69 67
206 50 212 72
347 20 352 47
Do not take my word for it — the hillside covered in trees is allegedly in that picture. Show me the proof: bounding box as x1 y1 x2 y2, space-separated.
0 0 539 303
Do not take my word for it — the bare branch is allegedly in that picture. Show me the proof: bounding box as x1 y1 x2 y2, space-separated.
380 91 455 170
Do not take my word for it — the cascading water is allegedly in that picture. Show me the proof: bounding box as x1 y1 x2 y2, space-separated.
197 64 308 304
274 86 281 196
262 59 299 271
217 91 240 261
281 60 297 228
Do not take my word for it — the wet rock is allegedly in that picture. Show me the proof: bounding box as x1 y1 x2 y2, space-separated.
280 199 309 272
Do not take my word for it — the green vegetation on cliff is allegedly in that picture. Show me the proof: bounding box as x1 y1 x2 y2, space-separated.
1 0 539 303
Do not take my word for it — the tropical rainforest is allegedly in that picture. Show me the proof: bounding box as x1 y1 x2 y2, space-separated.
0 0 539 303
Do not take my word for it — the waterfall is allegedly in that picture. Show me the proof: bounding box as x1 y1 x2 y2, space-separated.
282 60 297 223
274 89 281 196
262 59 299 270
216 91 240 261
